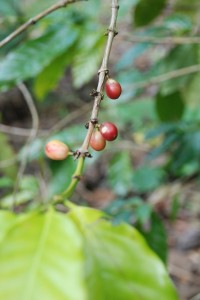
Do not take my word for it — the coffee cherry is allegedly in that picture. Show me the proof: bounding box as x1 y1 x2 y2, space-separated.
90 130 106 151
45 140 69 160
105 78 122 99
100 122 118 141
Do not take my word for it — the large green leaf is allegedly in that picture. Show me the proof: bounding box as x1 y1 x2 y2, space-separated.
104 197 152 227
132 166 166 193
0 26 78 90
33 50 73 100
0 176 40 208
0 133 17 179
118 0 139 18
0 0 19 16
136 212 168 264
47 158 75 197
72 32 104 88
174 0 200 22
163 14 192 33
184 72 200 107
155 91 185 122
134 0 167 27
0 206 178 300
108 151 133 196
115 43 152 71
157 44 199 95
104 97 157 129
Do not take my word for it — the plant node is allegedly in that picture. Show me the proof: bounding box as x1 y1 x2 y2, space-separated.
72 175 82 180
105 28 118 36
90 118 98 125
30 19 37 25
111 5 119 9
73 149 92 159
98 68 109 76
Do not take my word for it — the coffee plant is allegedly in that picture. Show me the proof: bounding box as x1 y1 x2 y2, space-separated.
2 0 200 298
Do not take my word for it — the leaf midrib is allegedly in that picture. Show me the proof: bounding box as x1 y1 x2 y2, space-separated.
22 208 53 300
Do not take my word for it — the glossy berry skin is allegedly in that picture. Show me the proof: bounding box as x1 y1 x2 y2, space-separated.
105 78 122 99
90 130 106 151
45 140 69 160
100 122 118 141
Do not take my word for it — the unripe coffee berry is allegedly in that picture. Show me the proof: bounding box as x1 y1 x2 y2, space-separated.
100 122 118 141
45 140 69 160
105 78 122 99
90 130 106 151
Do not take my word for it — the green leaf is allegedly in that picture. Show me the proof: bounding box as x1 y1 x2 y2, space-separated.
19 138 44 162
105 97 157 129
146 123 177 140
0 176 39 208
170 196 180 221
104 197 150 225
174 0 200 22
136 212 168 263
134 0 167 27
47 158 75 197
0 190 37 208
163 14 192 33
0 206 178 300
135 203 152 224
157 44 199 95
0 133 17 179
33 50 73 100
155 91 185 122
0 0 19 16
0 26 78 89
118 0 139 18
171 132 200 171
0 177 13 189
184 72 200 107
115 43 152 71
108 151 133 196
147 133 178 160
133 166 165 193
72 33 104 88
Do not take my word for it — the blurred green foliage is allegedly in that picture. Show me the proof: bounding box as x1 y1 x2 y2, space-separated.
0 0 200 297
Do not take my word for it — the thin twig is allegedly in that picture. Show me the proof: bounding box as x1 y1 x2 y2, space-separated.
57 0 120 201
131 64 200 90
122 34 200 45
1 63 199 141
0 0 87 49
12 83 39 209
18 83 39 139
50 102 91 133
0 103 90 138
0 123 47 137
79 0 119 154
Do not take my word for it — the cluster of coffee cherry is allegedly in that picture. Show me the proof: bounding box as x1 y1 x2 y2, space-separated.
89 78 121 151
45 77 122 160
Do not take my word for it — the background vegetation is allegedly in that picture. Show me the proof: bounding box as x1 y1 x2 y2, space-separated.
0 0 200 299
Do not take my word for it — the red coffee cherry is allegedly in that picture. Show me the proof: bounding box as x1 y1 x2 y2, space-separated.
45 140 69 160
100 122 118 141
90 130 106 151
105 78 122 99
